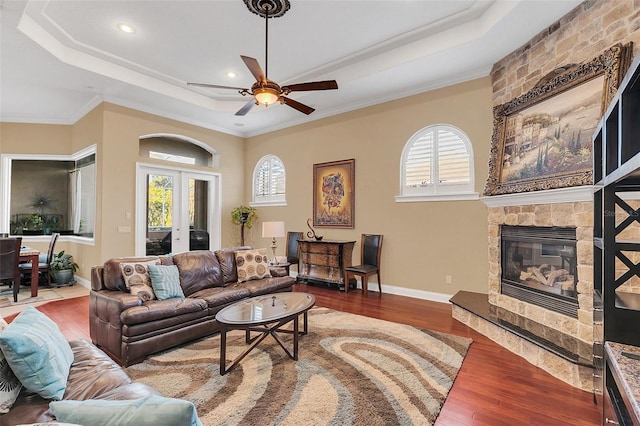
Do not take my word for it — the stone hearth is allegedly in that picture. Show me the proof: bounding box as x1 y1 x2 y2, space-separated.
452 190 595 390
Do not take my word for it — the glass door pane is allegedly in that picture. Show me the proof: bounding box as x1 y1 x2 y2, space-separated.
187 178 209 250
145 173 177 255
137 165 220 256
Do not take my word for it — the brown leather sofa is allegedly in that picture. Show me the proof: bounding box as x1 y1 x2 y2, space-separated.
90 247 295 366
0 339 159 425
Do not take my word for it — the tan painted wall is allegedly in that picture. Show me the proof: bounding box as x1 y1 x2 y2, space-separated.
99 103 245 261
246 77 493 295
0 104 245 280
67 105 104 278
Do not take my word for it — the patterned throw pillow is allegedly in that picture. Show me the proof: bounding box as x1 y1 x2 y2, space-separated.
0 318 21 413
120 260 160 301
235 248 271 283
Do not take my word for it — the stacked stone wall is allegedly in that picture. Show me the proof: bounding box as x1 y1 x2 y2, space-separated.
492 0 640 106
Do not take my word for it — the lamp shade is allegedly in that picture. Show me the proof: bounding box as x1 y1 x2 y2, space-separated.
262 221 285 238
254 88 279 106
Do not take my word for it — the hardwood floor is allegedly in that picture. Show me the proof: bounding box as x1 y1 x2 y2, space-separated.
16 284 601 425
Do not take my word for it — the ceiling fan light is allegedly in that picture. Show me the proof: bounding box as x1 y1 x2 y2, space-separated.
254 87 279 106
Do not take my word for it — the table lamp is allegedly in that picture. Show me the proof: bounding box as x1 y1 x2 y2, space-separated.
262 221 285 265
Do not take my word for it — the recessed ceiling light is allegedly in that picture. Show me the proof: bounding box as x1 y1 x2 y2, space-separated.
234 123 245 127
117 23 136 34
226 72 237 78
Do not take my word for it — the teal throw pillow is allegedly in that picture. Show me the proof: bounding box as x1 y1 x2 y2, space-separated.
0 306 73 400
148 264 185 300
50 395 203 426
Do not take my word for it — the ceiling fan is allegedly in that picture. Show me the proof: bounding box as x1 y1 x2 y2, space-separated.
187 0 338 116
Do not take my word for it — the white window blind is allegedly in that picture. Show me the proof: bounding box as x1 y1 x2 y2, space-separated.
436 129 470 185
398 125 476 201
252 155 286 205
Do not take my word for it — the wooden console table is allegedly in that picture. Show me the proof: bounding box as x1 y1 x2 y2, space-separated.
297 240 355 289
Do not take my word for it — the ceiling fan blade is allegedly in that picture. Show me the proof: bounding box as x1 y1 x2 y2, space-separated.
235 99 256 116
240 55 266 83
282 80 338 92
187 82 249 91
281 96 315 115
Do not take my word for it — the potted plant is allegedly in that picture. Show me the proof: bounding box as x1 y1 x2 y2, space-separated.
49 251 79 285
22 214 44 234
231 206 258 246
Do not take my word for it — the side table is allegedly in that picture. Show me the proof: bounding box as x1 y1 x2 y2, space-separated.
269 262 291 277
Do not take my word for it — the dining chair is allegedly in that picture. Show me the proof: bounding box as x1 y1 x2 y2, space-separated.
345 234 383 296
19 232 59 288
0 237 23 302
286 231 304 279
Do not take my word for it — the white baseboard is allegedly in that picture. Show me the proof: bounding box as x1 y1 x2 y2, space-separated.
73 276 91 289
291 272 453 304
368 283 453 304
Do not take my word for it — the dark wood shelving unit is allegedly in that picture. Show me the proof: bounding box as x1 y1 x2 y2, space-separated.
594 50 640 425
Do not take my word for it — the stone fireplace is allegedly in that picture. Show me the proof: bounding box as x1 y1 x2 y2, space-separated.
451 191 595 390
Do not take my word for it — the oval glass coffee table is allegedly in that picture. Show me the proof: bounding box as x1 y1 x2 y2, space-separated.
215 292 316 375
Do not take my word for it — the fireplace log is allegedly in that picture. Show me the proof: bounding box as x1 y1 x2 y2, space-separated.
524 266 570 287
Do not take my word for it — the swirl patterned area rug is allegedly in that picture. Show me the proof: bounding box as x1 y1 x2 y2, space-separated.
126 307 472 426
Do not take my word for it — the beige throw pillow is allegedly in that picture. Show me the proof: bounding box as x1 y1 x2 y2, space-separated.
120 260 160 301
235 248 271 283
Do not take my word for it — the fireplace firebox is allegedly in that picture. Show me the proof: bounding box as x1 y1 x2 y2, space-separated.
501 225 578 318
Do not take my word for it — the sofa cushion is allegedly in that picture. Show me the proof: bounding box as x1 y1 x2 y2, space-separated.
0 317 21 414
64 339 133 399
148 265 185 300
215 246 251 284
171 251 224 296
188 286 251 309
120 298 208 326
50 395 202 426
0 306 74 401
235 248 271 283
120 260 160 301
227 276 294 297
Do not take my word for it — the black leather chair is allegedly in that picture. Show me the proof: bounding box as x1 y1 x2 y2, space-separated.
19 232 59 288
0 237 22 302
286 231 304 279
345 234 383 296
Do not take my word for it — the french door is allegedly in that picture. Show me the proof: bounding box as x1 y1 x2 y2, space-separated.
136 164 221 256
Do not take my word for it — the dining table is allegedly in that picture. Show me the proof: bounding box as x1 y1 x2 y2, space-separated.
19 246 40 298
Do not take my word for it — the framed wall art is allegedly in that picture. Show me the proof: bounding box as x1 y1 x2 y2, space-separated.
483 43 631 196
313 159 355 228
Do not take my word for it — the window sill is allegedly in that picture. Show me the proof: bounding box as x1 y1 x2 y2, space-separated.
249 200 288 207
395 192 479 202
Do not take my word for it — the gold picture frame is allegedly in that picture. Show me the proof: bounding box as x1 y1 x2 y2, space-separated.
483 43 631 196
313 159 355 228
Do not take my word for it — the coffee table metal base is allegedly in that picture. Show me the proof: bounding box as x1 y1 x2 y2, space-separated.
219 311 309 375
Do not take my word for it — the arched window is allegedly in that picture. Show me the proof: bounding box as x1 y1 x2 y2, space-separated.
251 155 286 206
396 124 478 202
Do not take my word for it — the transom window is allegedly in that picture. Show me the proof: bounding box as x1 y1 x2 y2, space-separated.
251 155 286 206
397 124 477 202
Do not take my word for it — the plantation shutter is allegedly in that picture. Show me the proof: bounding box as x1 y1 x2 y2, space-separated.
437 129 470 185
405 132 433 188
255 161 270 198
399 124 475 200
254 156 286 202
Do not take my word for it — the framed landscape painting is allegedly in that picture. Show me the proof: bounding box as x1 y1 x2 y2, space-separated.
483 43 631 196
313 159 355 228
